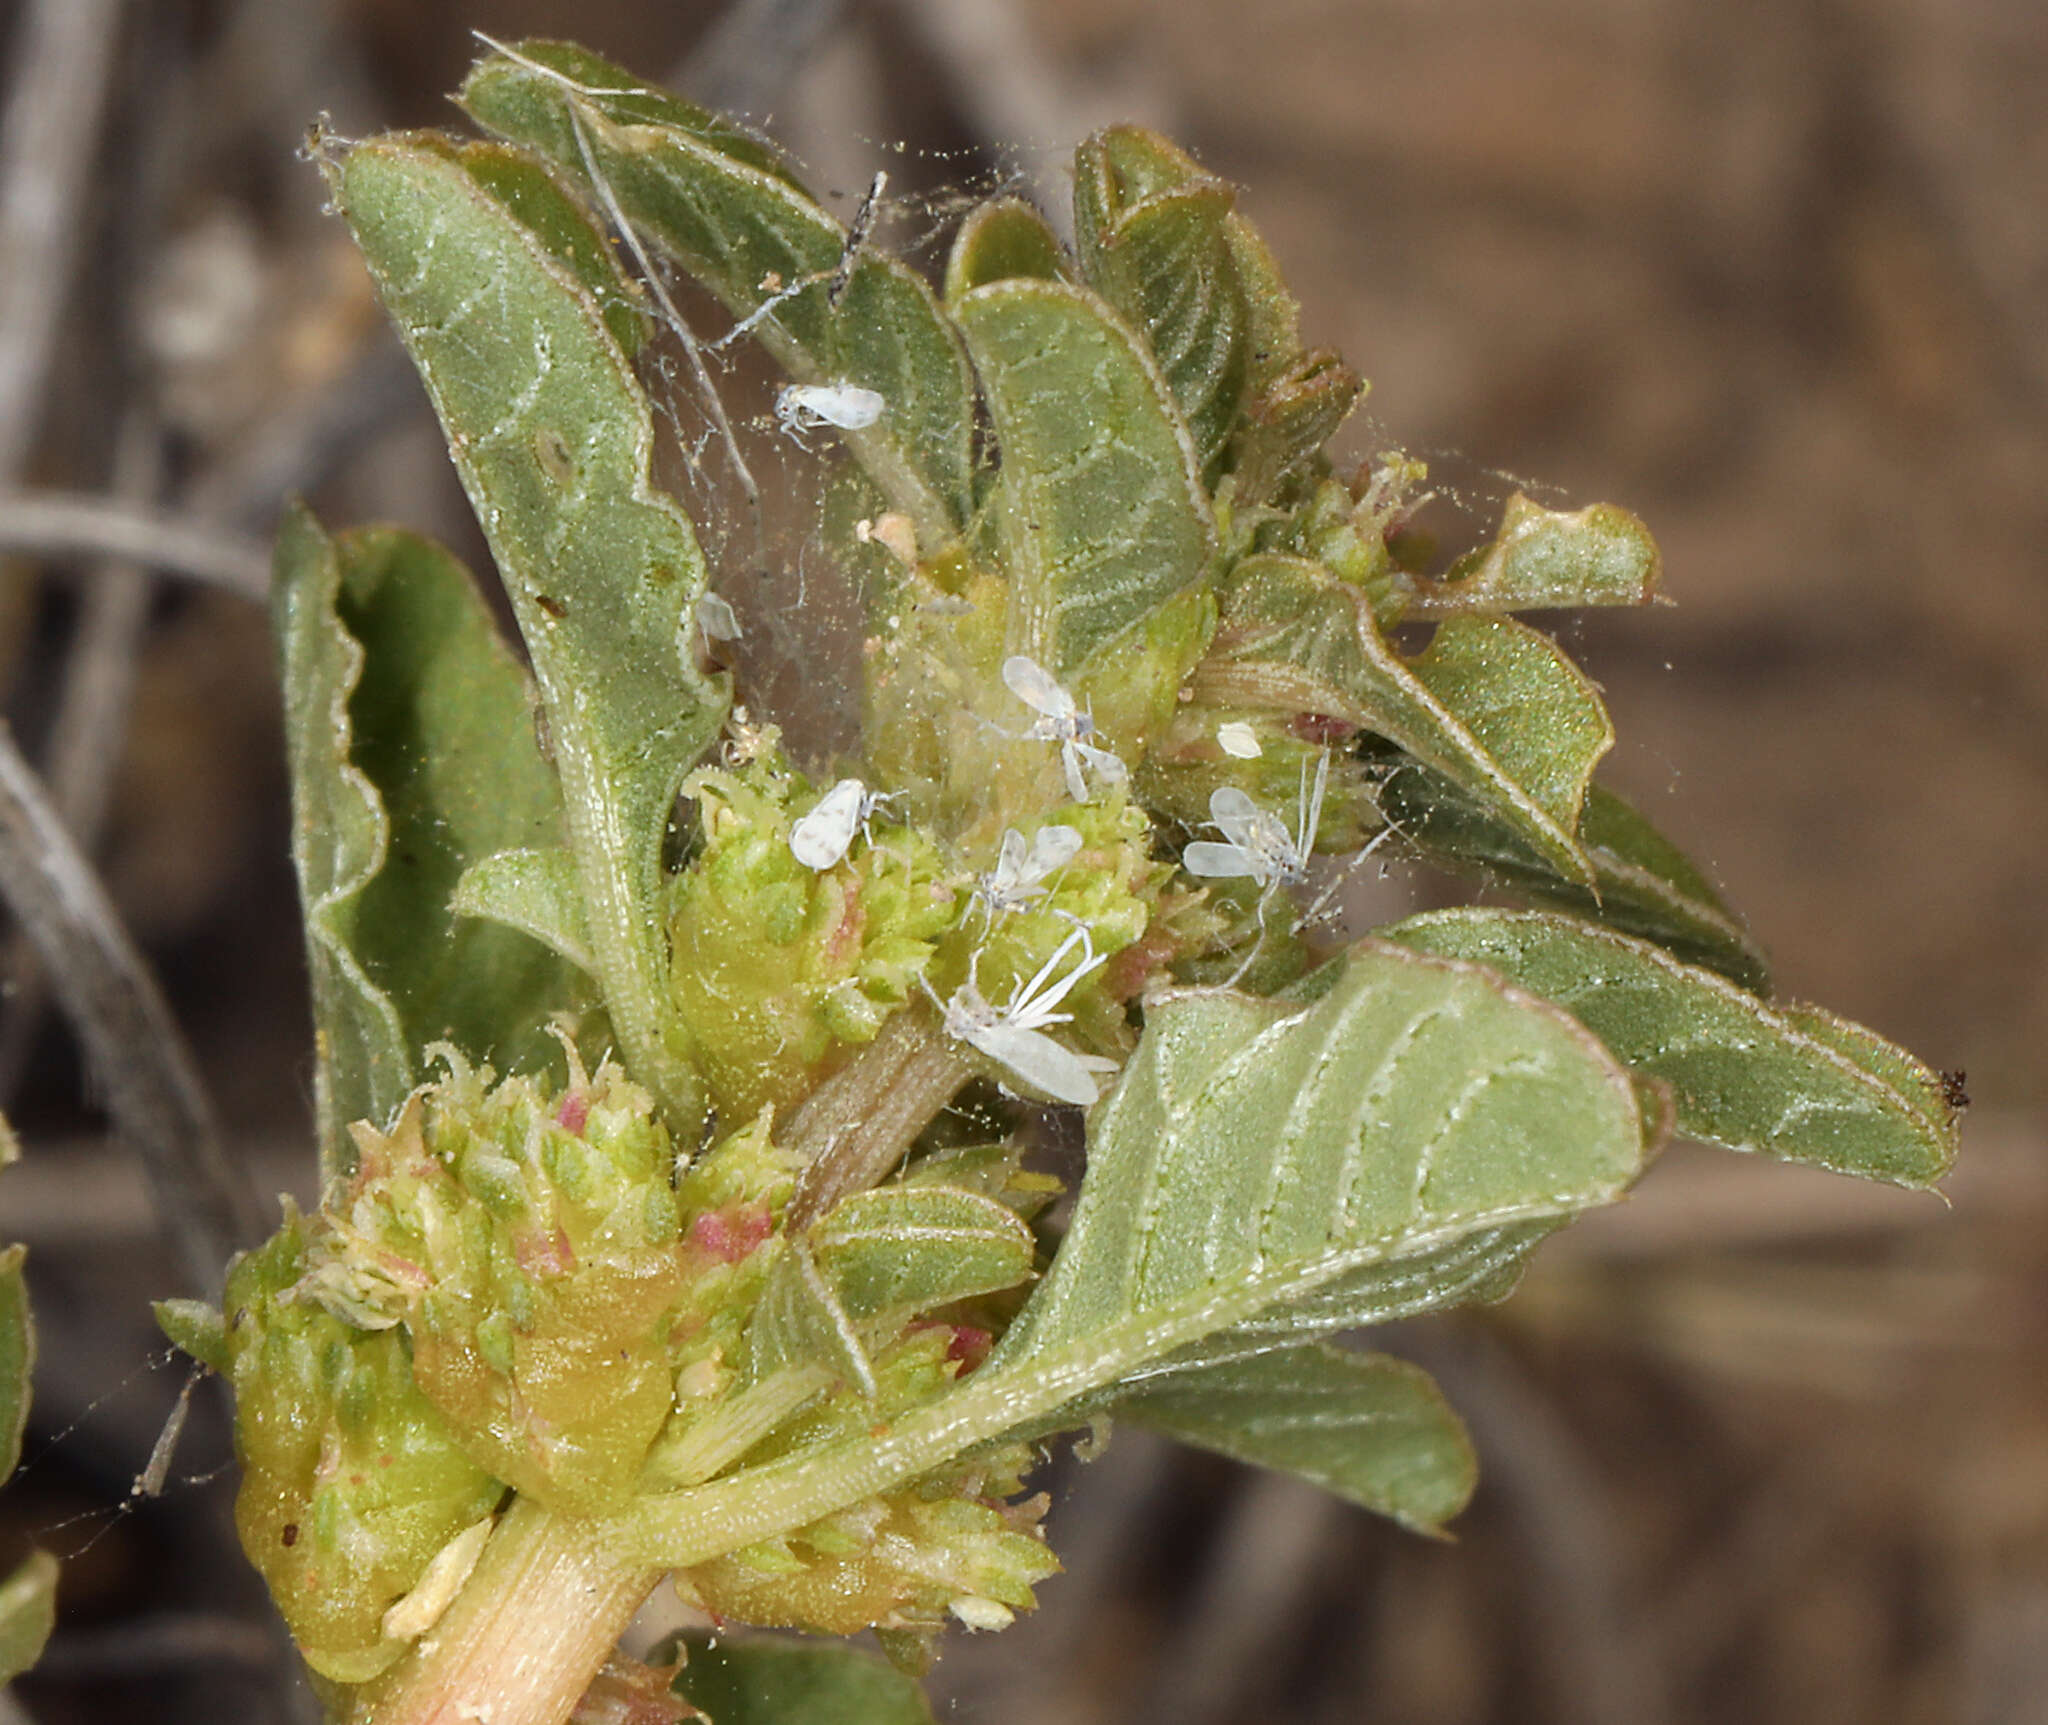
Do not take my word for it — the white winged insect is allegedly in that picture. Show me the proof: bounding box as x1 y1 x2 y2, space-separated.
1002 655 1129 804
1183 750 1330 902
974 823 1084 923
789 777 895 870
776 382 886 446
929 922 1119 1107
1216 721 1263 759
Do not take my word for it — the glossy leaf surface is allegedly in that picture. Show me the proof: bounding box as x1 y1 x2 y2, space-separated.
1387 908 1956 1186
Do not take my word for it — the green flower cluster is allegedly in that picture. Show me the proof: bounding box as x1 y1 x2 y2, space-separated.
666 746 960 1122
170 1053 1068 1689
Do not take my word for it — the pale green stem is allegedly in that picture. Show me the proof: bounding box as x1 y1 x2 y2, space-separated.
782 1006 969 1229
552 743 703 1132
362 1497 659 1725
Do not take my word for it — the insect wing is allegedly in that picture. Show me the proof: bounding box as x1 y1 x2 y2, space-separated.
1076 741 1128 789
989 827 1030 893
820 385 886 429
1206 786 1267 849
696 591 741 642
789 777 865 869
1001 654 1072 724
1217 721 1262 759
970 1021 1108 1107
1183 839 1262 878
1026 824 1083 878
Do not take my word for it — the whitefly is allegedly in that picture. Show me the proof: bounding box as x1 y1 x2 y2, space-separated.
775 381 886 444
1001 654 1128 804
789 776 895 871
930 921 1119 1107
1183 750 1330 899
974 824 1084 923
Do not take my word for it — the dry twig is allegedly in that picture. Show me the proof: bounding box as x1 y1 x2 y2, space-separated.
0 491 270 599
0 723 263 1296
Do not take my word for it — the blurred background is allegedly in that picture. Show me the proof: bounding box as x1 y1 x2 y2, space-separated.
0 1 2040 1720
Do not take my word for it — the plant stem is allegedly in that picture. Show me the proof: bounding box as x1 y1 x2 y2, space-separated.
362 1497 659 1725
782 1006 969 1228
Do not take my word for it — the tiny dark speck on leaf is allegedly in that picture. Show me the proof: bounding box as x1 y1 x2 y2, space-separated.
281 1524 299 1547
647 563 676 586
534 593 568 620
1939 1068 1970 1111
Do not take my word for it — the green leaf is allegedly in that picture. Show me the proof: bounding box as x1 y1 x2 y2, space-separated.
1385 908 1957 1187
1402 617 1614 841
153 1297 228 1375
1404 493 1661 616
1198 554 1597 883
751 1241 876 1402
0 1549 56 1685
272 502 413 1168
337 137 726 1129
450 140 650 356
1120 1344 1477 1535
273 509 588 1173
1226 349 1363 508
810 1186 1037 1326
668 1634 935 1725
0 1243 30 1485
1000 944 1643 1366
461 40 975 542
944 196 1065 301
337 526 589 1084
1380 769 1770 991
953 278 1217 690
613 941 1647 1565
452 847 594 974
1207 194 1362 504
1074 126 1250 476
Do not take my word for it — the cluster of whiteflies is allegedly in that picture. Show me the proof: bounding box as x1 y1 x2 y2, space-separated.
160 718 1284 1691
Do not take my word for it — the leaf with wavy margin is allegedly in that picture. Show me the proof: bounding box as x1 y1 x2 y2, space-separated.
1121 1344 1477 1534
336 137 726 1129
1074 125 1250 476
953 277 1217 706
607 940 1649 1565
1402 492 1661 616
461 39 975 542
1385 908 1956 1187
1196 554 1598 883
